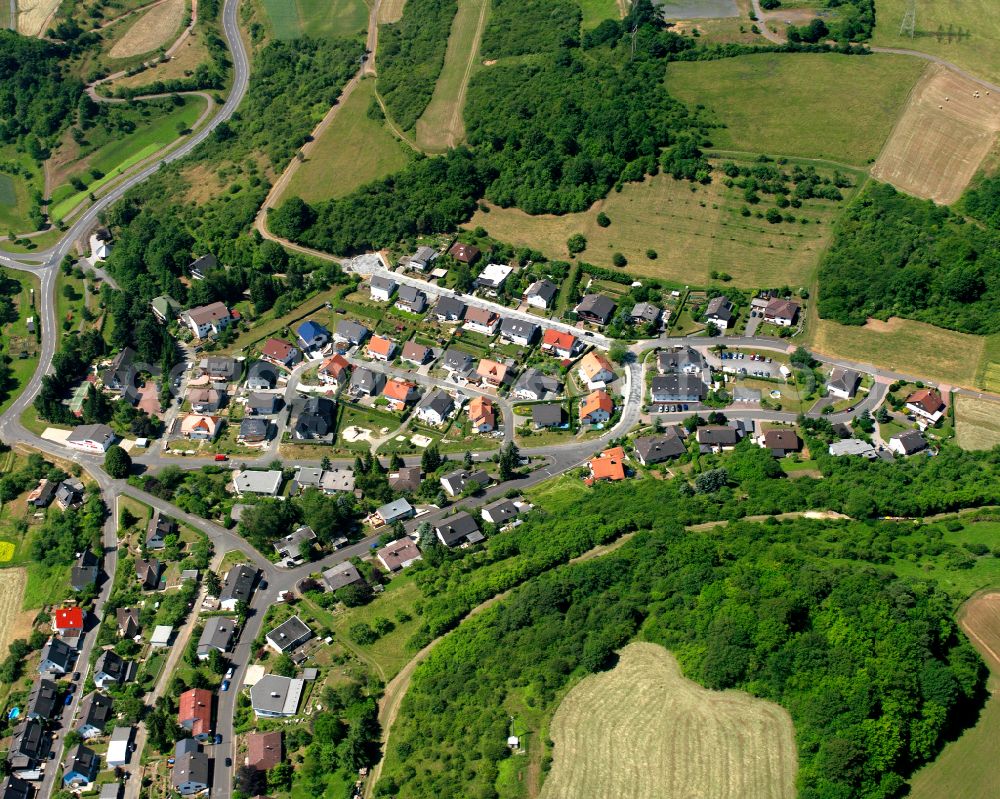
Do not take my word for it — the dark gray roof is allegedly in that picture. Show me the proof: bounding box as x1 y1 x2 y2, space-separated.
705 295 734 322
265 616 313 651
500 317 540 342
434 296 466 320
630 302 661 324
247 391 281 412
172 749 210 790
220 564 257 605
532 404 564 427
435 512 481 547
526 279 558 303
417 390 454 417
147 512 174 549
189 254 218 273
697 425 739 445
40 638 75 673
651 373 706 399
64 744 99 781
634 433 686 464
26 679 59 721
77 692 113 732
441 469 489 494
442 348 474 373
335 319 370 343
322 562 365 592
370 275 397 294
349 367 386 395
397 284 424 304
10 720 48 761
828 368 861 396
481 499 518 523
239 418 269 439
246 361 279 389
388 466 422 492
657 346 704 373
892 429 928 455
197 617 236 654
200 356 239 380
1 776 33 799
514 368 561 399
575 294 616 323
95 650 129 684
291 396 336 437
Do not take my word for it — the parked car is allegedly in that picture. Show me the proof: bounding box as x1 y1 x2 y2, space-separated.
221 680 230 692
63 695 73 706
225 757 232 767
72 672 80 681
225 667 235 679
214 734 222 745
214 454 228 462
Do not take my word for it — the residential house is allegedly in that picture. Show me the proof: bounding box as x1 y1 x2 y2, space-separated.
63 745 99 788
219 564 257 610
401 340 431 366
586 446 627 484
334 319 369 346
116 608 140 639
101 348 138 402
579 390 613 425
265 616 313 654
246 731 283 772
433 296 466 322
55 480 84 512
650 374 706 404
763 298 800 327
906 388 946 424
296 320 330 350
292 466 355 494
70 549 99 592
250 675 304 718
347 367 384 398
524 279 557 309
532 403 564 429
367 335 396 362
171 739 210 796
238 418 269 445
395 285 427 314
577 352 615 389
388 466 421 493
828 439 878 459
540 329 580 360
246 392 281 415
187 388 224 414
481 498 519 526
377 539 422 572
657 346 705 375
696 425 740 453
290 396 336 440
440 469 489 497
90 229 111 261
183 302 232 339
499 318 539 347
94 650 132 689
441 349 475 381
369 275 397 302
181 414 221 441
26 479 56 509
704 296 735 330
1 776 33 799
76 692 113 739
38 638 75 675
574 295 616 326
106 727 133 768
633 431 686 465
25 680 59 722
322 562 366 593
199 356 239 382
889 429 928 456
232 470 283 497
630 302 661 327
827 368 861 400
512 368 561 401
468 396 495 432
188 254 217 280
448 242 480 264
475 263 513 293
434 512 483 547
65 424 115 454
147 512 175 551
415 390 454 426
477 358 510 388
375 498 415 525
382 378 419 410
178 688 213 741
464 306 501 336
318 354 350 385
8 720 49 779
406 246 438 272
259 338 300 369
246 361 279 391
759 429 801 457
53 607 84 638
136 558 162 590
273 526 316 564
151 295 181 323
197 617 237 660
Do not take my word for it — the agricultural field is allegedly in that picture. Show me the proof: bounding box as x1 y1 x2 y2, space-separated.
285 80 411 203
976 334 1000 392
811 316 985 387
16 0 60 35
414 0 489 151
666 53 925 165
260 0 369 40
108 0 186 59
658 0 739 19
873 0 1000 85
906 592 1000 799
0 267 40 416
539 642 797 799
110 27 211 90
955 396 1000 451
378 0 405 24
872 64 1000 204
0 569 28 653
466 162 855 287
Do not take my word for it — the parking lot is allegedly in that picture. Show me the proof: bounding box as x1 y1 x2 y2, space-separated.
708 350 782 380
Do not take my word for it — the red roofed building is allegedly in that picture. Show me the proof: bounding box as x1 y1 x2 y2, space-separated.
53 607 84 636
541 329 580 360
259 338 300 368
179 688 213 741
246 731 282 772
906 388 946 424
468 396 495 432
382 378 419 410
579 390 614 425
318 354 350 385
585 446 627 485
367 335 396 362
449 242 480 264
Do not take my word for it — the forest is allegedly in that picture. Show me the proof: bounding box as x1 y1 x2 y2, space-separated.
376 0 457 131
818 181 1000 334
479 0 580 59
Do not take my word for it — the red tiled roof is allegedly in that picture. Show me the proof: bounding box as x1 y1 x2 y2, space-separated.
368 336 395 357
261 339 296 362
383 378 416 403
179 688 213 737
579 389 613 420
907 388 944 414
246 731 282 771
319 354 349 378
587 446 626 483
542 329 578 352
54 607 84 631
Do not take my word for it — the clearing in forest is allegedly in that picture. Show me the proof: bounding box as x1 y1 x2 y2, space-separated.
415 0 489 151
955 395 1000 451
540 642 797 799
16 0 59 36
261 0 368 39
466 162 853 287
906 593 1000 799
872 64 1000 204
666 53 924 166
285 80 411 202
109 0 186 58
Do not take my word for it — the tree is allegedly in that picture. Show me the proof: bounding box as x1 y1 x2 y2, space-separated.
596 212 611 227
272 653 296 677
567 234 587 255
608 342 628 365
421 444 442 473
694 468 729 494
612 252 627 267
463 450 474 469
498 442 520 481
120 507 139 530
207 648 227 675
790 347 815 369
205 570 221 597
417 522 435 550
104 445 132 478
268 762 293 792
389 452 404 470
236 766 266 797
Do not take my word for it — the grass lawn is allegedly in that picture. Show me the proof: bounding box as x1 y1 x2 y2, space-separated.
285 80 411 203
55 272 89 340
261 0 369 39
218 549 251 574
955 395 1000 451
810 316 984 388
23 562 71 610
873 0 1000 84
579 0 621 28
119 496 152 536
415 0 489 150
975 333 1000 393
466 159 856 289
0 267 40 416
0 146 43 232
220 286 344 355
665 53 925 165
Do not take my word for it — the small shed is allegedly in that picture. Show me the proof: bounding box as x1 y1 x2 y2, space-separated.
150 626 173 648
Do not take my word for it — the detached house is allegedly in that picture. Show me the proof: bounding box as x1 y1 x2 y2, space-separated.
94 650 133 689
349 367 386 398
369 275 397 302
468 396 495 432
405 245 438 272
633 431 686 465
401 341 431 366
704 296 735 330
658 346 705 375
415 390 454 426
448 242 480 264
151 295 181 323
65 424 115 454
577 352 615 389
477 358 510 387
183 302 232 340
101 347 138 402
187 388 224 414
434 296 466 322
512 368 561 401
39 638 75 675
630 302 661 328
382 378 419 410
180 414 221 441
219 564 257 610
199 356 239 382
434 512 483 547
76 692 113 739
827 368 861 400
172 739 210 796
574 294 615 326
541 329 580 360
265 616 313 654
696 425 740 453
246 361 279 391
246 392 281 416
440 469 489 497
136 558 162 590
464 306 501 336
395 284 427 313
763 298 799 327
524 279 557 309
758 429 801 458
377 538 422 572
53 607 84 639
62 745 99 789
890 429 928 456
238 418 269 444
475 263 513 294
499 318 539 347
586 446 627 485
297 320 330 350
367 335 396 362
290 396 336 440
178 688 213 741
906 388 946 424
318 354 350 385
650 374 706 404
335 319 369 346
579 390 613 425
260 338 301 369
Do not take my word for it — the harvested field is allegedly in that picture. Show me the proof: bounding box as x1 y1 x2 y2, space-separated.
111 28 210 89
0 568 28 652
666 53 924 166
378 0 405 24
976 334 1000 392
658 0 739 19
811 316 984 387
467 163 853 287
540 642 797 799
109 0 185 58
16 0 59 35
415 0 489 151
872 64 1000 204
955 395 1000 451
